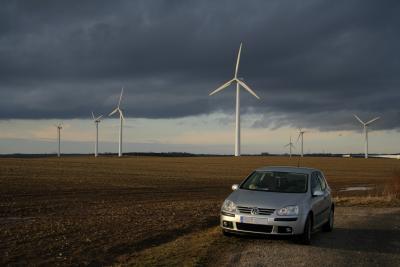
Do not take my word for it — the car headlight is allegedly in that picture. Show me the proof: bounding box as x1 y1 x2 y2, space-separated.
221 199 237 213
277 205 299 216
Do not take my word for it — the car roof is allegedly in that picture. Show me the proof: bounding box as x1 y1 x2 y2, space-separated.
255 166 320 174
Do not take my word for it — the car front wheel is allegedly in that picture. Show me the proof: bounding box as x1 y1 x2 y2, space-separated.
298 214 312 245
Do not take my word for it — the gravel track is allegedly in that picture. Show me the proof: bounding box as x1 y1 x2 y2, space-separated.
208 207 400 267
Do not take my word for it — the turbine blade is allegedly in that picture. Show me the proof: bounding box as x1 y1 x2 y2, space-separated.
291 144 296 149
118 87 124 107
353 114 365 125
236 79 260 99
296 133 301 143
365 116 380 125
284 143 290 147
109 108 119 116
234 43 242 78
119 109 125 121
96 115 103 121
209 79 234 96
92 112 95 120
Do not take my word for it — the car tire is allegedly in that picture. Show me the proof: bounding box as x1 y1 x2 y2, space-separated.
322 208 334 232
298 214 312 245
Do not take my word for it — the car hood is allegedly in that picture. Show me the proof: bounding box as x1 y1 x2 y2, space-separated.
228 189 307 209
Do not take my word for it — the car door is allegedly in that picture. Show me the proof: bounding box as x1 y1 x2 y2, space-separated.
317 171 332 223
310 172 325 228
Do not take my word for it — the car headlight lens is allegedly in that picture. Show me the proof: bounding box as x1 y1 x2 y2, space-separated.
221 199 237 213
277 205 299 216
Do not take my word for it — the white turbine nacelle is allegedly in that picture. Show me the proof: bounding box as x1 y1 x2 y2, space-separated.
353 114 380 159
109 88 125 157
209 43 260 157
92 112 103 157
284 136 296 157
55 123 63 157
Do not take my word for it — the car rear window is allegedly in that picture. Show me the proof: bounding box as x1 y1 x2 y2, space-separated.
240 171 308 193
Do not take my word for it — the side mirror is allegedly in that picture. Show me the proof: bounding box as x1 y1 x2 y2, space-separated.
312 190 324 197
232 184 239 191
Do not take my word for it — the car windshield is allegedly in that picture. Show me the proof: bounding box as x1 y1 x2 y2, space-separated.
240 171 308 193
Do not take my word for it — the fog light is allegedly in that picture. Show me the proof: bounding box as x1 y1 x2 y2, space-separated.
278 226 293 233
222 221 233 229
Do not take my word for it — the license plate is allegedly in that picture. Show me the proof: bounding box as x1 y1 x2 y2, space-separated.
240 216 269 224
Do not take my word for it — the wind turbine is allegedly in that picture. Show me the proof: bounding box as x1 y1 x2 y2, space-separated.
284 136 296 157
109 88 125 157
209 43 260 156
92 112 103 157
353 114 380 158
55 123 62 157
296 129 306 157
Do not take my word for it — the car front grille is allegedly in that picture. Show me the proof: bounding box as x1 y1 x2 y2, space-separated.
236 223 273 233
237 206 275 215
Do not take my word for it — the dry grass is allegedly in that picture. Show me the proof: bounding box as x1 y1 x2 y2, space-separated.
333 195 400 207
120 227 221 267
383 169 400 198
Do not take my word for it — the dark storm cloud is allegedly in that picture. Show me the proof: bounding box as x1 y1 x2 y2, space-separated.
0 0 399 130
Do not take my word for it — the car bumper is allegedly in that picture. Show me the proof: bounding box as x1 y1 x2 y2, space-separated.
220 212 306 235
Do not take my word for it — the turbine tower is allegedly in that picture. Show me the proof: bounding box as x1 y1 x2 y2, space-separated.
209 43 260 156
353 114 380 158
92 112 103 157
109 88 125 157
284 136 296 157
55 123 62 157
296 129 306 157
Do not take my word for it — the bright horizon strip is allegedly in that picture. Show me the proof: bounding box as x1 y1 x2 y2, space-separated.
0 113 399 155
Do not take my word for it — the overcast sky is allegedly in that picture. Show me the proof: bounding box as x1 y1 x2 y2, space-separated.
0 0 399 154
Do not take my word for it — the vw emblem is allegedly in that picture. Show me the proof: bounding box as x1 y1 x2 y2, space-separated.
250 207 259 215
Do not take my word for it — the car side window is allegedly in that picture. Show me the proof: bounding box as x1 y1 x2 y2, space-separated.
311 172 322 193
317 172 326 191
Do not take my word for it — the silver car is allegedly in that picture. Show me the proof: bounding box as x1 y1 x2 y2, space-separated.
220 166 334 244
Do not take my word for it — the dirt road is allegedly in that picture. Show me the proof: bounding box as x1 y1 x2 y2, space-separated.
206 207 400 267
